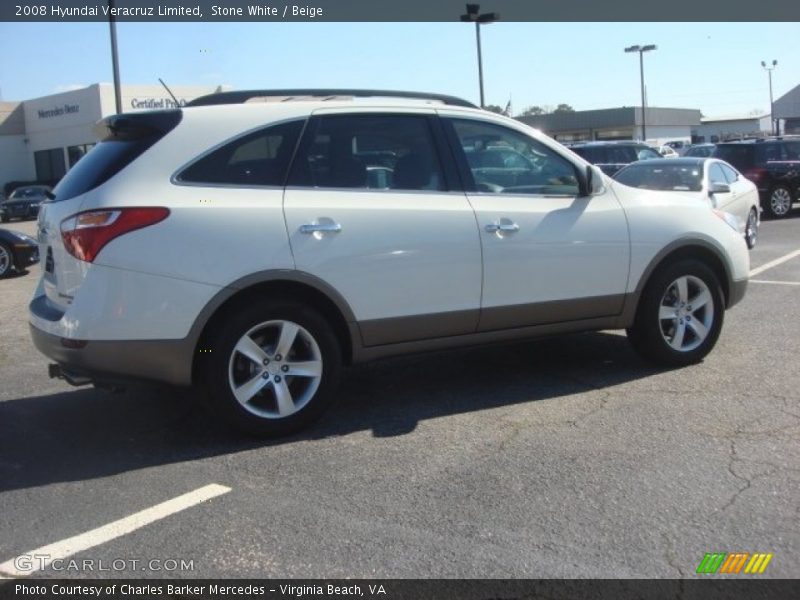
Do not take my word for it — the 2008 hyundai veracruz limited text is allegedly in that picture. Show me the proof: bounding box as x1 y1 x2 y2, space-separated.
29 90 749 436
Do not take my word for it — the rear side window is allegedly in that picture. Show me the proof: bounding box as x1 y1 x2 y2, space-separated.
288 114 445 191
178 120 304 187
53 110 182 202
713 145 754 171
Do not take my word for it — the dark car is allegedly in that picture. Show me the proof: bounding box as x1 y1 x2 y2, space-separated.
712 138 800 218
567 141 663 176
684 143 716 158
0 228 39 278
0 185 51 222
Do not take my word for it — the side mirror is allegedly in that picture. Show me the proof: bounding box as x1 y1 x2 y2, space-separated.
709 182 730 195
586 164 605 196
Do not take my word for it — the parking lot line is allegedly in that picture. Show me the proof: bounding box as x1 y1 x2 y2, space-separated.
0 483 231 578
750 279 800 286
749 248 800 277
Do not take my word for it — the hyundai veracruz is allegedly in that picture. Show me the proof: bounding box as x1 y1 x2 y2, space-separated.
30 90 749 436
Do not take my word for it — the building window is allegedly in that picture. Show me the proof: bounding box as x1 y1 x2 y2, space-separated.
34 148 67 182
67 144 96 168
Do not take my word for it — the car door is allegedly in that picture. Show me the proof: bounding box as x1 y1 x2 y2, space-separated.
442 116 630 332
719 161 757 223
283 110 482 346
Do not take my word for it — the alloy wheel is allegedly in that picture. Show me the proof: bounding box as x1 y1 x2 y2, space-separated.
658 275 715 352
770 187 792 217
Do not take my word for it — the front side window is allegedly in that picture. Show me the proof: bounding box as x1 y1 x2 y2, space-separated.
178 120 304 186
708 163 728 186
289 114 445 191
719 163 739 183
450 119 579 195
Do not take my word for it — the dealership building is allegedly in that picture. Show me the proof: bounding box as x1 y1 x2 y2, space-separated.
0 83 224 191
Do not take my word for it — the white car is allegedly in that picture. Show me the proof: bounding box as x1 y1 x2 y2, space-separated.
658 145 680 159
29 89 750 436
613 157 761 248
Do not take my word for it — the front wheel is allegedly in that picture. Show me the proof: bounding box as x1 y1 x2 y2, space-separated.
744 207 759 249
0 242 13 278
627 260 725 367
767 185 793 219
203 301 342 436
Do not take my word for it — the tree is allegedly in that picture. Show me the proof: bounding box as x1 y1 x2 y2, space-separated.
484 104 505 114
553 104 575 113
520 105 546 116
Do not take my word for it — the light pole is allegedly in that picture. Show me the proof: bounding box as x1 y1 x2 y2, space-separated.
460 4 499 108
761 60 778 136
624 44 657 142
108 0 122 114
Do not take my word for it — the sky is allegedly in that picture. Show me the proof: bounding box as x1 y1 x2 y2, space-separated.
0 21 798 118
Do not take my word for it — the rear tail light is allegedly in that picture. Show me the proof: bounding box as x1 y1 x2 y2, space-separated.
61 207 169 262
743 168 768 184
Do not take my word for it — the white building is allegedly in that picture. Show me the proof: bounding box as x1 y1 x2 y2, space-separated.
691 113 772 143
0 83 225 191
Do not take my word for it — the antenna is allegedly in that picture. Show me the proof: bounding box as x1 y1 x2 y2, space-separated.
158 78 179 106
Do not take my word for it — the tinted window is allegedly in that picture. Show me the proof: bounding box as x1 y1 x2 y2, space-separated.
179 120 304 187
34 148 66 182
783 142 800 161
713 145 754 171
756 143 782 163
614 163 703 192
290 114 445 191
450 119 579 195
54 110 182 202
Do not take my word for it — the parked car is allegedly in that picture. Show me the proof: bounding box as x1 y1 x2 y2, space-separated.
663 140 690 155
0 228 39 279
613 158 761 248
684 143 716 158
0 185 51 222
30 89 749 436
712 138 800 219
567 141 663 176
658 145 680 159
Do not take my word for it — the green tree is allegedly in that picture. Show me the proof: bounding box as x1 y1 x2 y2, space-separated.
553 104 575 113
484 104 505 114
520 106 546 116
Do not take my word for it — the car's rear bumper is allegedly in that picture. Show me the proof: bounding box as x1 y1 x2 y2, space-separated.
29 321 194 386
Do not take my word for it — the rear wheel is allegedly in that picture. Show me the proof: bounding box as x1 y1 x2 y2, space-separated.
767 185 793 219
0 242 13 278
744 207 758 249
204 301 341 436
627 259 724 366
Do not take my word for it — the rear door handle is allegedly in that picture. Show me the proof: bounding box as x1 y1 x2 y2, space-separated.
485 221 520 234
300 221 342 234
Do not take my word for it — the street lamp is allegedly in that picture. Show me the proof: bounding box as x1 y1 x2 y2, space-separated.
108 0 122 114
460 4 499 108
624 44 657 142
761 60 778 136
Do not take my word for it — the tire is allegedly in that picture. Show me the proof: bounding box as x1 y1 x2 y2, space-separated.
627 259 725 367
0 242 13 279
744 207 759 249
766 185 793 219
203 300 342 437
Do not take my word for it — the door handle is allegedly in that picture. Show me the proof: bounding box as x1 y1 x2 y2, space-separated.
485 221 520 234
300 221 342 234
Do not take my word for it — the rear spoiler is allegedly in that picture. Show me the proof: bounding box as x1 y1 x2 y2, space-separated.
93 109 182 142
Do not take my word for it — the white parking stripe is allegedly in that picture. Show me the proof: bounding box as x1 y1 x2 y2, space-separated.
751 279 800 286
0 483 231 578
749 248 800 277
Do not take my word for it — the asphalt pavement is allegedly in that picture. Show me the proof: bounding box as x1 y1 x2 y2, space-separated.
0 215 798 579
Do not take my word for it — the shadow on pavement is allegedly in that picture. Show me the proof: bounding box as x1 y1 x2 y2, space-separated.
0 331 662 492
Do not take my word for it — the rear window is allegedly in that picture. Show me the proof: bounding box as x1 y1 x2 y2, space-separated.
614 163 703 192
52 110 182 202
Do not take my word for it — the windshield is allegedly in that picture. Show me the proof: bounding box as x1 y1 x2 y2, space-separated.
614 163 703 192
9 187 47 199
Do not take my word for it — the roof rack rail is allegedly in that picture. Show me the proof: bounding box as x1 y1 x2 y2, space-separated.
186 89 477 109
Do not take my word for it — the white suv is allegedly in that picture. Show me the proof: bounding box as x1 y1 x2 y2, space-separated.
30 90 749 436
